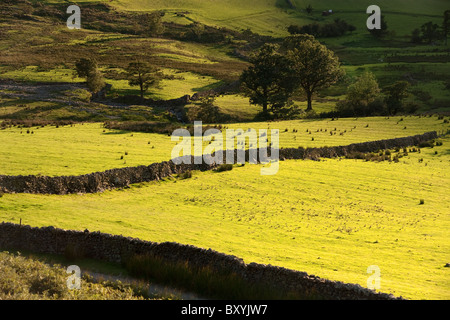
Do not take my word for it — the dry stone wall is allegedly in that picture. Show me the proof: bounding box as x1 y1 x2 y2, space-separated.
280 131 438 160
0 131 438 195
0 222 402 300
0 157 215 195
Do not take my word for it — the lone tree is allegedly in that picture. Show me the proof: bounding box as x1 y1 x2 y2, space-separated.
444 10 450 45
369 14 388 38
383 81 410 115
347 71 380 107
75 58 105 94
187 96 228 123
86 70 105 95
75 58 97 79
139 11 165 36
284 34 344 111
305 4 313 15
126 61 162 101
240 44 295 116
421 21 442 44
343 71 382 116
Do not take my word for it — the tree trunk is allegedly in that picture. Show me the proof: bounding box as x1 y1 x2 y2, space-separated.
140 82 144 102
262 101 268 114
262 88 268 115
306 91 313 111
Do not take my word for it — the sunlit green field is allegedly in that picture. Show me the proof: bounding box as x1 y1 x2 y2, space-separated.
1 136 449 299
0 116 448 176
1 0 449 301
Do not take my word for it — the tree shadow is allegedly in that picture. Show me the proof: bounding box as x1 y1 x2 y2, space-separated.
102 130 131 135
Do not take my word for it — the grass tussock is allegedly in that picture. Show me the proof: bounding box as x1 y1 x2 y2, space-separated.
214 163 233 172
177 171 192 180
0 251 149 300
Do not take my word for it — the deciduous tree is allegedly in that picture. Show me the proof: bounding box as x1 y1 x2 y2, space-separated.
383 81 410 115
240 44 295 116
75 58 97 79
421 21 442 44
369 14 388 38
126 61 162 101
444 10 450 45
347 71 381 108
74 58 105 94
284 34 344 111
139 11 165 36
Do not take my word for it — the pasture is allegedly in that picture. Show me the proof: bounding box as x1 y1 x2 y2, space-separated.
1 0 449 301
0 115 448 176
0 132 449 299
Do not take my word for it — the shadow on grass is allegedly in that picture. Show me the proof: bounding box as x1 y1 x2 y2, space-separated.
0 98 35 108
102 130 131 135
123 254 320 300
192 80 225 93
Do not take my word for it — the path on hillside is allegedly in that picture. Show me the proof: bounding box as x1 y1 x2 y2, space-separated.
85 270 206 300
0 80 85 104
0 79 191 121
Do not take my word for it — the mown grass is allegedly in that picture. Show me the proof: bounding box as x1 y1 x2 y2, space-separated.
0 136 449 299
0 122 176 176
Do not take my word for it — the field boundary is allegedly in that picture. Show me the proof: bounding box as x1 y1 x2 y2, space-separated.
0 131 438 195
0 222 403 300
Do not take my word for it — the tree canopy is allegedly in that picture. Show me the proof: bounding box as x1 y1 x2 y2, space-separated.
347 71 381 107
383 81 410 115
240 43 296 115
284 34 344 111
369 14 388 38
74 58 105 94
126 61 162 100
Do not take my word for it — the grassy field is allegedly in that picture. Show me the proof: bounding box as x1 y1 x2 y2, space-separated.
1 0 449 301
1 135 448 299
105 0 449 36
0 116 448 176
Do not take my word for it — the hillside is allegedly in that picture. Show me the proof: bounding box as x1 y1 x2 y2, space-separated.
39 0 449 36
1 0 449 121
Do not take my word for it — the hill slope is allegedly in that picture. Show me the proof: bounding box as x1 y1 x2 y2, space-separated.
44 0 449 36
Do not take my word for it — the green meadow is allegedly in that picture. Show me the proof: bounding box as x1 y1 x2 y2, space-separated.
0 116 449 299
0 116 448 176
1 0 449 301
105 0 449 36
1 134 449 299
